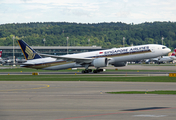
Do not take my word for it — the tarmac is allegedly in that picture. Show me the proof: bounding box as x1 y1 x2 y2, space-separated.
0 81 176 120
0 64 176 75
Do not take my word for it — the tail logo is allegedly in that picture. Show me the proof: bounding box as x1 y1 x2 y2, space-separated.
171 49 176 56
25 46 35 59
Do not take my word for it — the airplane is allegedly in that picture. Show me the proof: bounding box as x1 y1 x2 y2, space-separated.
0 50 16 65
0 50 3 64
17 40 171 73
0 50 13 64
149 48 176 64
0 50 2 60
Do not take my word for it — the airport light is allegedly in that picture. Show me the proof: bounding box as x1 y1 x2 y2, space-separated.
88 39 90 45
43 38 46 46
161 37 164 45
67 37 69 54
12 36 16 66
63 30 64 46
123 37 125 47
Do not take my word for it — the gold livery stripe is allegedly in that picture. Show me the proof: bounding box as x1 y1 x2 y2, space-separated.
24 61 73 69
17 41 28 60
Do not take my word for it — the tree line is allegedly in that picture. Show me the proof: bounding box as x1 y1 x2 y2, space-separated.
0 21 176 50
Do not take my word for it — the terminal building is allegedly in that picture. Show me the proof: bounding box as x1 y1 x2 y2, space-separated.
0 46 103 60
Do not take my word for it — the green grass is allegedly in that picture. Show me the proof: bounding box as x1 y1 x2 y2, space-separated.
107 90 176 95
0 75 176 82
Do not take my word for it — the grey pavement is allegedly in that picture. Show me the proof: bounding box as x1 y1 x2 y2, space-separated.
0 81 176 120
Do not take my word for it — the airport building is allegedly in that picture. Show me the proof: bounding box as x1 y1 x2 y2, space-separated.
0 46 103 59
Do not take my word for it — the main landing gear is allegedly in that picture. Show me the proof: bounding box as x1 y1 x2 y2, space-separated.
93 69 104 73
81 69 104 73
81 69 92 73
82 64 104 73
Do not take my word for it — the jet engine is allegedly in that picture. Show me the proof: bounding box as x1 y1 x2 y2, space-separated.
93 58 108 68
112 62 127 67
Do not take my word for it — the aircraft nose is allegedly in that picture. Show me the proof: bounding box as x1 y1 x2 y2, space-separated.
163 47 171 55
165 48 171 54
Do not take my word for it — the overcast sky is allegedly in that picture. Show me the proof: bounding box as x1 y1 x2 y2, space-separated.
0 0 176 24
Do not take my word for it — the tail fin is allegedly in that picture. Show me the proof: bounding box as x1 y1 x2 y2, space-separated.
17 40 42 60
0 50 2 58
171 48 176 56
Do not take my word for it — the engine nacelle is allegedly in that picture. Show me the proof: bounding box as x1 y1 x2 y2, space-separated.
112 62 127 67
93 58 108 68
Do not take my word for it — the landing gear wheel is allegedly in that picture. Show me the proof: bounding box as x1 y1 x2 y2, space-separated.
82 69 92 73
93 70 97 73
93 69 103 73
88 69 92 73
99 69 103 72
82 70 85 73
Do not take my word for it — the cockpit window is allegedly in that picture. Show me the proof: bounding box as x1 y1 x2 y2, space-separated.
162 47 166 49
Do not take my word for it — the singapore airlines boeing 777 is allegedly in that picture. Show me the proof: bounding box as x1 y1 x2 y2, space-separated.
18 40 171 73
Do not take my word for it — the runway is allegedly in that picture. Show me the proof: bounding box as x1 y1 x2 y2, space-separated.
0 71 172 76
0 64 175 75
0 81 176 120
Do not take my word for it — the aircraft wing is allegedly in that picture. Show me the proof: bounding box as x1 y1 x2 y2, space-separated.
39 53 94 64
22 62 35 65
150 58 159 61
169 56 176 60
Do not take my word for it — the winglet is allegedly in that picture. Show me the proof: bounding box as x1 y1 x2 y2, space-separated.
17 40 42 60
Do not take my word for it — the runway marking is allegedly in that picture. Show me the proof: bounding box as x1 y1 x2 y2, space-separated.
56 107 176 120
0 84 50 92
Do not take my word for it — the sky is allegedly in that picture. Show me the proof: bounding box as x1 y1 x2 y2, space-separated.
0 0 176 25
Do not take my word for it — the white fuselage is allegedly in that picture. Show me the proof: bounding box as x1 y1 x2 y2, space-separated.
21 44 171 70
